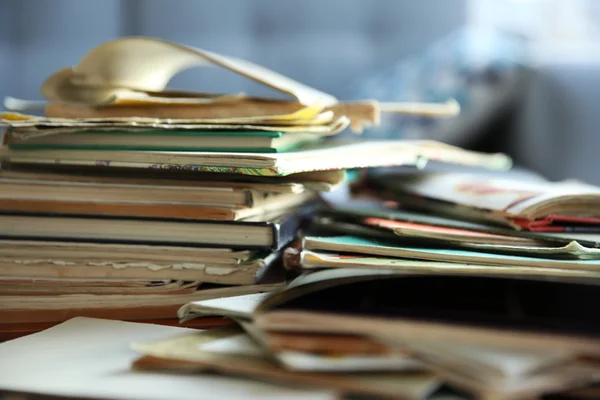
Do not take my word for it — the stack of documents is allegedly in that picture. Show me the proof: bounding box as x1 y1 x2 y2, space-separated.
0 38 504 339
159 168 600 399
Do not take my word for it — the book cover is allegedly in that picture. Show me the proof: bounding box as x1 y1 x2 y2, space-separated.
0 204 314 250
0 140 512 177
302 235 600 271
6 130 321 153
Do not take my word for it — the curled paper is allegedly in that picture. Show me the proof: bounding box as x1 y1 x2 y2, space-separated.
41 37 338 107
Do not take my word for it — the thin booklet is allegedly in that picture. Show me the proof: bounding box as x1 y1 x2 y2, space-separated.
0 140 512 176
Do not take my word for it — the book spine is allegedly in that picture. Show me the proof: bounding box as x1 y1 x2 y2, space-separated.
271 203 317 250
0 156 283 177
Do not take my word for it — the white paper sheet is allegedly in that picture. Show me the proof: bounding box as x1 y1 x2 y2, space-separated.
0 317 334 400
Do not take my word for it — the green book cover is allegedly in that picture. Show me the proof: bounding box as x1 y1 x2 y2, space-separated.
8 130 319 153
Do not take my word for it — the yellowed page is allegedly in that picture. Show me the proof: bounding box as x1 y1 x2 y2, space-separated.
1 106 335 126
42 37 337 108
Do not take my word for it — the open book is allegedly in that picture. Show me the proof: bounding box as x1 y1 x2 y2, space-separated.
174 269 600 399
372 171 600 232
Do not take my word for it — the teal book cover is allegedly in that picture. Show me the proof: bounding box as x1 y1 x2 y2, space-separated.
7 130 319 153
303 235 600 268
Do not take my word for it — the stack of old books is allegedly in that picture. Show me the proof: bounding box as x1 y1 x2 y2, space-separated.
0 37 500 340
152 167 600 399
3 37 600 400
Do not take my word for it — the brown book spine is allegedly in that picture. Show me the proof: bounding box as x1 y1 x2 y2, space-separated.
0 305 182 324
0 198 237 220
0 317 233 341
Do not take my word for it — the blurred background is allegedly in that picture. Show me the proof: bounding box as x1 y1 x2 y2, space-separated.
2 0 600 183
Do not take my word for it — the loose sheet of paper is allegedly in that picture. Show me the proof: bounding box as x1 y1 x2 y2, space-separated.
0 317 333 400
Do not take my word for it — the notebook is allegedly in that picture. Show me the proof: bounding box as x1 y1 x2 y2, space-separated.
5 129 323 153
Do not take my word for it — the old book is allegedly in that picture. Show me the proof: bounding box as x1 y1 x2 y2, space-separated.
179 293 396 355
311 212 600 260
297 250 600 283
0 176 317 221
302 235 600 273
178 269 401 322
363 216 544 246
176 270 600 398
3 109 350 136
0 240 281 285
0 277 200 295
0 166 347 193
318 204 600 252
0 140 512 176
37 99 455 131
1 279 284 324
41 100 352 127
174 269 600 398
0 171 302 205
363 216 600 259
0 205 311 250
253 272 600 355
5 129 323 153
178 268 600 354
0 239 254 262
373 171 600 232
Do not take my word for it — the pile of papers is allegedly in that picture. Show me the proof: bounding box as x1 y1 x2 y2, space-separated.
160 168 600 399
5 37 599 400
0 38 493 341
